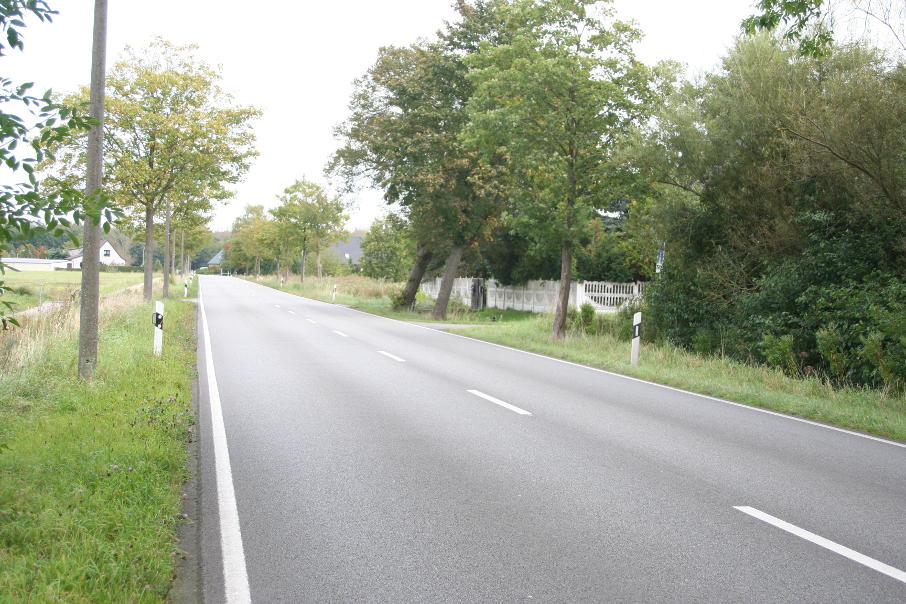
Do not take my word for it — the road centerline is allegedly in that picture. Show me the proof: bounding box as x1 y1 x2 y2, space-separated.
734 506 906 585
377 350 406 362
332 329 349 338
306 318 317 324
467 389 533 416
288 310 296 315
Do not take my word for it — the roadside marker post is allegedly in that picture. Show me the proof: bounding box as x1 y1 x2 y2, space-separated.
152 301 164 356
332 284 337 302
184 279 188 298
631 311 641 366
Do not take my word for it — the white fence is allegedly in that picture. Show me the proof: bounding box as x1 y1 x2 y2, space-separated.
421 277 645 313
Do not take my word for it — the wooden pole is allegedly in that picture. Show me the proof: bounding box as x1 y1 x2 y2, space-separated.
78 0 108 379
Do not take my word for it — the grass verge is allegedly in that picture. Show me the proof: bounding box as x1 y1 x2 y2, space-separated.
0 293 196 601
460 315 906 443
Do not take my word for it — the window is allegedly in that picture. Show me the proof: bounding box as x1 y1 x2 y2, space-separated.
103 249 111 257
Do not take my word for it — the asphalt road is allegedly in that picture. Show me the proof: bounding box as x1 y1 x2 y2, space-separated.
196 276 906 603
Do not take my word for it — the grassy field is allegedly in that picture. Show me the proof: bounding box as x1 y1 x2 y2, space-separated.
247 273 906 443
1 270 147 313
0 289 197 601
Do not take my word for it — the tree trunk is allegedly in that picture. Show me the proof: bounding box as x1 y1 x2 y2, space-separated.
432 243 466 321
162 208 171 298
255 256 260 280
399 244 432 310
276 258 281 281
551 242 572 340
77 0 107 379
143 204 154 302
178 230 185 276
316 247 322 279
300 248 307 284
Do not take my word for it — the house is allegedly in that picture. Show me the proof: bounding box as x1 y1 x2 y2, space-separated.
207 249 224 270
329 236 363 267
0 257 70 272
65 240 127 269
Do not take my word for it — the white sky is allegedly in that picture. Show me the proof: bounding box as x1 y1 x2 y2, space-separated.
5 0 757 233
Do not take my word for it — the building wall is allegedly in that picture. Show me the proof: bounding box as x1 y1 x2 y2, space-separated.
4 261 57 272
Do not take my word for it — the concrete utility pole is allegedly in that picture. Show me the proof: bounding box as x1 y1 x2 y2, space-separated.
77 0 108 379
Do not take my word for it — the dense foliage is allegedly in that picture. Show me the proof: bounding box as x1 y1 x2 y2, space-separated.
637 36 906 389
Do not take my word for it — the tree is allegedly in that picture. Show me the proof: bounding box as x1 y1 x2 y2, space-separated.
743 1 906 56
331 2 510 318
0 2 107 324
45 39 259 301
231 205 271 278
463 0 664 338
360 214 414 281
271 179 347 284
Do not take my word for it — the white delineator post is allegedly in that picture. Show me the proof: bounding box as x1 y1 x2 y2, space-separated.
332 284 337 302
153 301 164 356
184 279 189 298
631 311 642 366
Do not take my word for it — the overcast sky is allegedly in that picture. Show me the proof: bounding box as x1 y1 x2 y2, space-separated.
5 0 757 233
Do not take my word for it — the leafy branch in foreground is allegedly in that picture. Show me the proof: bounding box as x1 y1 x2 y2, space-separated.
0 1 119 325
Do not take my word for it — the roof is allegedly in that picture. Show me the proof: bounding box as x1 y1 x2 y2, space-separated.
208 249 224 265
66 240 122 260
329 236 363 264
1 257 65 264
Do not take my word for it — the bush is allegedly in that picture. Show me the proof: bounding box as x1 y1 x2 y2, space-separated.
760 334 798 375
692 327 721 356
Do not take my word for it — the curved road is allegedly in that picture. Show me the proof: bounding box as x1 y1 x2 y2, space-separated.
195 276 906 603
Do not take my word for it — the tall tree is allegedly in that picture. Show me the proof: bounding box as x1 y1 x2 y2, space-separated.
463 0 663 338
46 39 259 301
331 2 509 318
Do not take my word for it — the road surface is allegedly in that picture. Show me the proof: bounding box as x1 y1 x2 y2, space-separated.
195 276 906 603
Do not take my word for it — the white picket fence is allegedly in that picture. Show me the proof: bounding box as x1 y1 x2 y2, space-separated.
421 277 645 313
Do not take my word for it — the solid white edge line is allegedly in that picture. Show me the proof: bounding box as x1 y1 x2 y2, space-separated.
467 389 533 416
234 277 906 451
377 350 406 362
199 288 252 604
734 506 906 585
332 330 349 338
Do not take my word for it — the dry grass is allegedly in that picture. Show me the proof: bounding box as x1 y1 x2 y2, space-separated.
0 289 143 372
253 274 404 302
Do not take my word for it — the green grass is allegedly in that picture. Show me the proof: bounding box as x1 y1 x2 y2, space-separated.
459 315 906 443
0 296 197 601
1 271 146 312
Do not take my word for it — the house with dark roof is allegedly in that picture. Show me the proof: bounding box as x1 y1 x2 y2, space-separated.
328 236 363 266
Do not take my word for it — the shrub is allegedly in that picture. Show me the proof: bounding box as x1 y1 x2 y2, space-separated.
692 327 721 356
816 324 846 382
760 334 798 375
